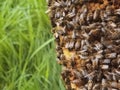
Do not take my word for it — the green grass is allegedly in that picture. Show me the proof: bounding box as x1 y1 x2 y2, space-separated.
0 0 65 90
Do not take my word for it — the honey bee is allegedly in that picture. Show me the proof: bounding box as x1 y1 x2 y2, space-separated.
105 5 113 16
75 40 81 50
111 59 119 68
111 32 120 40
79 54 88 59
62 36 69 42
81 4 88 13
96 71 103 82
53 23 66 35
79 15 86 25
108 21 117 28
62 11 65 17
81 25 88 30
55 12 61 18
79 5 88 25
69 40 75 50
101 87 108 90
73 0 79 4
88 23 100 29
72 30 76 39
105 53 117 59
91 58 99 69
101 78 108 87
101 65 109 70
67 0 72 6
93 9 100 21
85 71 96 80
65 40 75 50
92 83 100 90
67 12 75 18
45 8 51 14
105 16 118 22
100 10 106 21
66 21 74 30
103 72 112 81
88 29 102 42
115 69 120 75
103 59 111 64
56 44 61 51
60 54 66 60
73 70 83 78
71 79 83 87
87 80 93 90
54 1 60 7
54 32 59 39
87 12 93 23
82 32 89 39
79 87 87 90
94 42 103 51
86 63 92 71
109 81 120 89
74 24 81 30
114 9 120 15
61 0 68 7
65 42 70 49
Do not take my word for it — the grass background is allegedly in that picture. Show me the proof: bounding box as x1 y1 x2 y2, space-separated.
0 0 65 90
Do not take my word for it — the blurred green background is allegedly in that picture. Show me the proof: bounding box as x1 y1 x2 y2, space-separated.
0 0 65 90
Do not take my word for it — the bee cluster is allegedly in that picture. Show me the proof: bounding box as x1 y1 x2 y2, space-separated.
48 0 120 90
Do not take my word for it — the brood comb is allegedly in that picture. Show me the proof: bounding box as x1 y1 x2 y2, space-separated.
48 0 120 90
